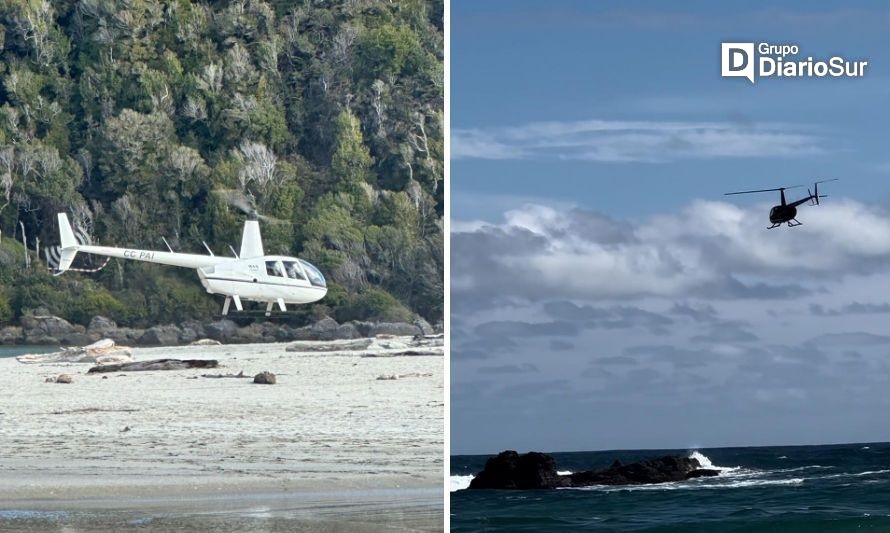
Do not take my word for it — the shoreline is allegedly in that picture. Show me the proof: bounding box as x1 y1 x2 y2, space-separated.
0 339 443 530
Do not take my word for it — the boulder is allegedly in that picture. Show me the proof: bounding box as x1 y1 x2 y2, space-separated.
289 317 359 341
468 451 570 490
87 316 117 335
253 371 276 384
181 320 206 339
21 315 76 338
178 327 198 344
106 327 145 345
232 323 267 343
138 325 182 346
205 319 238 341
467 451 720 490
54 374 73 384
414 318 435 336
334 322 360 340
367 322 422 337
0 326 23 345
59 331 93 346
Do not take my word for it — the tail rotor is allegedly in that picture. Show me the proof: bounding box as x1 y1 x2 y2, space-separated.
811 178 836 206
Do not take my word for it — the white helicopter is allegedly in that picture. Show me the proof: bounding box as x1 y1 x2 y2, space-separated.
52 211 327 316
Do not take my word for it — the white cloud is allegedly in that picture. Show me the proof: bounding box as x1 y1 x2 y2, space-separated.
452 119 825 162
453 198 890 303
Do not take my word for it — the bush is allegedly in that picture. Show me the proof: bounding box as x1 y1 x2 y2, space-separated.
334 287 414 323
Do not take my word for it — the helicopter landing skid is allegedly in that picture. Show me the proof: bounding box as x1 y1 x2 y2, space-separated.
767 219 803 229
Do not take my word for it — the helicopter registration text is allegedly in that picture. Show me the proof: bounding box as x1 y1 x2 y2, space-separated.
124 250 155 261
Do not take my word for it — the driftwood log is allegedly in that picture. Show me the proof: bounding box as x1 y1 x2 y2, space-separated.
88 359 219 373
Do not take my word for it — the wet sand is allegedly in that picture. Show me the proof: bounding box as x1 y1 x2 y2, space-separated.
0 339 443 531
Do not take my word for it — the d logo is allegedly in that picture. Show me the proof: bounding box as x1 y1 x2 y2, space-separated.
721 43 755 84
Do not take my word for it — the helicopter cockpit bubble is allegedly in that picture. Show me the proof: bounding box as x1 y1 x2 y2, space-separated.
300 259 326 288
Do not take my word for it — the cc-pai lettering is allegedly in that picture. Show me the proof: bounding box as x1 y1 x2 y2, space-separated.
124 250 155 260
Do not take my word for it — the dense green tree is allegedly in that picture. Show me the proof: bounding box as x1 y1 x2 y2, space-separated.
0 0 443 327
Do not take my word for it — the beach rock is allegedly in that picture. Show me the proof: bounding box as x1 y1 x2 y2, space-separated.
0 326 23 345
181 320 206 339
87 316 117 335
178 327 198 344
414 318 435 336
205 319 238 341
467 451 719 490
21 314 76 338
59 331 93 346
289 317 358 341
106 327 145 345
253 371 276 384
333 322 360 340
233 323 270 343
367 322 422 338
54 374 73 384
138 325 182 346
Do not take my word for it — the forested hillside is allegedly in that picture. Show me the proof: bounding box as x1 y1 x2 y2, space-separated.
0 0 443 328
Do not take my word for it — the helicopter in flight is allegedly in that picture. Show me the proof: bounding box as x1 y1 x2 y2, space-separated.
725 179 838 229
50 198 327 316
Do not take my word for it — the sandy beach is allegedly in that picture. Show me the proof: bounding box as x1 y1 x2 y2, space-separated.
0 338 443 531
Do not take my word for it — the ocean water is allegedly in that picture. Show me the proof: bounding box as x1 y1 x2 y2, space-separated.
452 442 890 531
0 345 59 359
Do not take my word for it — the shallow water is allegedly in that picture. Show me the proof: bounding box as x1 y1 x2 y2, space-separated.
452 442 890 531
0 346 60 359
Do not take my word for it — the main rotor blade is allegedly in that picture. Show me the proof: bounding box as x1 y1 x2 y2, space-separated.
724 184 803 196
814 178 839 185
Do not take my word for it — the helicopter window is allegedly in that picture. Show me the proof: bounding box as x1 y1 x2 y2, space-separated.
299 259 326 288
282 261 305 280
266 261 284 277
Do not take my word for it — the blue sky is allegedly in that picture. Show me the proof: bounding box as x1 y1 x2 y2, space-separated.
452 1 890 455
453 1 890 221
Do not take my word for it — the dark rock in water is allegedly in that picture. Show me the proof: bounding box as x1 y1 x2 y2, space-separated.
468 451 571 490
467 451 719 490
569 455 709 486
88 359 218 373
205 320 238 341
253 371 276 384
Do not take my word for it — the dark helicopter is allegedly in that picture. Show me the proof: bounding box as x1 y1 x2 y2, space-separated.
725 179 838 229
